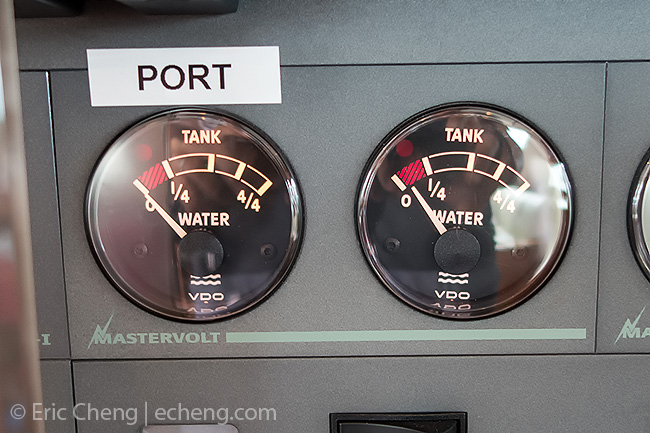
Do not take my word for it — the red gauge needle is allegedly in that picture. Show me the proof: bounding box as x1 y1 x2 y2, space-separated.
411 186 447 235
133 179 187 238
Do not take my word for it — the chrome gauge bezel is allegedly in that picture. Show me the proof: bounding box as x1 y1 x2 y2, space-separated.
628 148 650 281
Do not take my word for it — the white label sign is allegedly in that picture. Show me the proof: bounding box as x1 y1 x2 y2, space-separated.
86 47 282 107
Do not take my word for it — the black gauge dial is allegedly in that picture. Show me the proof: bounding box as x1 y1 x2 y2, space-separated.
356 104 572 319
86 109 303 321
629 149 650 281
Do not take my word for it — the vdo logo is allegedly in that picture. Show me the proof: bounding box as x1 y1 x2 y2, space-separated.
188 292 225 302
434 290 471 300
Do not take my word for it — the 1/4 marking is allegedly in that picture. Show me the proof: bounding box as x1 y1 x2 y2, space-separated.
429 179 441 198
427 179 446 201
171 181 190 203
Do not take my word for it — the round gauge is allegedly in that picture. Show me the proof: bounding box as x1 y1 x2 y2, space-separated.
356 103 573 319
86 109 303 322
629 149 650 281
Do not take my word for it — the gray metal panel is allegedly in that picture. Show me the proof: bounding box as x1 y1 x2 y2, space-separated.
142 426 237 433
41 361 76 433
114 0 238 15
14 0 83 18
51 63 602 359
72 355 650 433
20 71 70 359
15 0 650 70
597 62 650 352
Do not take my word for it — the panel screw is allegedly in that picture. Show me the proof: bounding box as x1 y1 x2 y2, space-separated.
261 243 276 259
512 247 527 260
384 237 401 253
133 243 148 258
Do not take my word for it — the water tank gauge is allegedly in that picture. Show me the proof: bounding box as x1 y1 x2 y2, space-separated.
356 103 573 319
86 109 304 321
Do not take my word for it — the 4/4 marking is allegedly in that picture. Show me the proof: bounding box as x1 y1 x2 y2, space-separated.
237 189 261 212
493 189 516 213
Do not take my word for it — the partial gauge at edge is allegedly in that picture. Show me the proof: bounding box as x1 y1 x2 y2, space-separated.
356 103 573 319
628 148 650 281
86 109 303 322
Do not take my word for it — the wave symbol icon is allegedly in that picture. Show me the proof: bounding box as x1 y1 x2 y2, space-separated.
437 271 469 285
190 274 222 286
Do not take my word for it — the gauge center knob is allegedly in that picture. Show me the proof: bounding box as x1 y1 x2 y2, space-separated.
178 231 224 277
433 228 481 275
